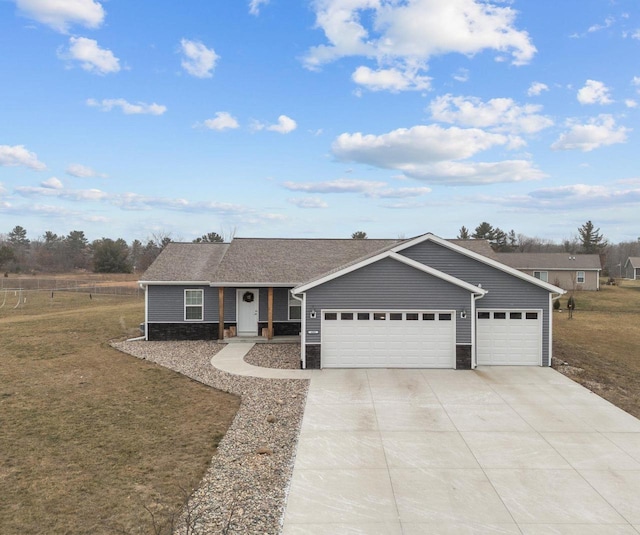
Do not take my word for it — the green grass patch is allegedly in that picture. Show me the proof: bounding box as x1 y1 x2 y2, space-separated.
0 291 240 534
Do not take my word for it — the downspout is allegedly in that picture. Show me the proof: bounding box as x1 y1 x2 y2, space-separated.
139 282 149 341
549 292 564 367
471 291 485 369
291 291 305 369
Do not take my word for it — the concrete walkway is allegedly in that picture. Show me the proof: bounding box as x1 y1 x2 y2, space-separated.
210 342 314 379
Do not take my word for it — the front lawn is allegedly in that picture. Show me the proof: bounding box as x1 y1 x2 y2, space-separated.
0 291 240 534
553 279 640 418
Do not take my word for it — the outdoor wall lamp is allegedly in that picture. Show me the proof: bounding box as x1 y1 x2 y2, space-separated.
460 309 467 319
310 309 317 319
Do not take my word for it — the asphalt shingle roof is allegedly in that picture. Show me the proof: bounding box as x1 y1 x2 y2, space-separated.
141 242 229 282
495 252 602 270
626 257 640 268
141 236 499 284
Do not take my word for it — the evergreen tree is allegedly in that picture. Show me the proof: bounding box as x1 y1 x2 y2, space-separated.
457 226 470 239
193 232 224 243
351 231 368 239
578 221 607 254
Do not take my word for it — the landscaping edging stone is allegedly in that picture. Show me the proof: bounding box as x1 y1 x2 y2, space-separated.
112 340 308 535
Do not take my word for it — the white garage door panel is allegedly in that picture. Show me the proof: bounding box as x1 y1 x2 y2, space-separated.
321 310 455 368
477 310 541 365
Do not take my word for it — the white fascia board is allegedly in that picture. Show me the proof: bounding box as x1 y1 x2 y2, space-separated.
212 283 296 287
392 233 566 295
139 280 211 286
388 253 487 295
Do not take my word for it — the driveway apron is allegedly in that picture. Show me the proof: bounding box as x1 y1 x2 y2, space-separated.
282 366 640 534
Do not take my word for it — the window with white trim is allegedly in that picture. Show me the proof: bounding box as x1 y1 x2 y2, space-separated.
289 292 301 320
533 271 548 282
577 271 585 284
185 289 204 321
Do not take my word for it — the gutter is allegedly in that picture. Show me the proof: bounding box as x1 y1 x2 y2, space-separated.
290 292 305 369
471 290 486 369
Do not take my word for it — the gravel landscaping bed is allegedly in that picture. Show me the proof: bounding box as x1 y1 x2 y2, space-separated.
112 340 309 535
244 344 301 370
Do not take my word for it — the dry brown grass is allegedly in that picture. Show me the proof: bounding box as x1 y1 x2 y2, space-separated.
553 279 640 418
0 291 240 535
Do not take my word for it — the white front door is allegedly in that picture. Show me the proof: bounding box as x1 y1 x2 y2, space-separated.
237 289 259 336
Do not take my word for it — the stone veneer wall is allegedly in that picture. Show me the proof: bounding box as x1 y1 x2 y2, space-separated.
147 323 236 341
305 345 321 369
456 345 472 369
257 322 301 336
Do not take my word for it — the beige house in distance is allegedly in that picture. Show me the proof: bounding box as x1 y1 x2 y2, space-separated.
496 253 602 291
624 257 640 280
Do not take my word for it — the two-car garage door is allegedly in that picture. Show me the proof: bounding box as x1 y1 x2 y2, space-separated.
321 310 456 368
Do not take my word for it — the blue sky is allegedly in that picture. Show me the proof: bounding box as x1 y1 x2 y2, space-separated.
1 0 639 244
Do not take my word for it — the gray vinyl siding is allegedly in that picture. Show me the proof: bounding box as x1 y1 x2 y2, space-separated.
148 285 236 323
258 287 293 322
401 241 552 365
304 257 473 345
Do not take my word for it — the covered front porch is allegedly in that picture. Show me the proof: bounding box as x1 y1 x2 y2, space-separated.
216 286 301 342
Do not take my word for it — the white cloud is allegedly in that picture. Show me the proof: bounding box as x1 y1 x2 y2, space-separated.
304 0 536 81
86 98 167 115
429 94 553 134
66 163 107 178
527 82 549 96
483 183 640 211
577 79 613 105
632 29 640 40
266 115 297 134
60 37 120 75
287 197 329 208
452 68 469 83
0 144 46 170
402 159 547 185
41 177 63 189
331 124 546 184
551 114 629 152
625 99 638 108
333 124 508 167
15 0 105 33
283 179 432 198
203 112 239 131
283 178 387 195
180 39 219 78
588 16 614 33
352 65 431 92
249 0 269 16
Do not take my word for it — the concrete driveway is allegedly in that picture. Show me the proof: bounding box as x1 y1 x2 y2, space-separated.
282 367 640 534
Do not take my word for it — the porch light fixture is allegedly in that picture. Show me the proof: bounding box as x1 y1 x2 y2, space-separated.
310 309 317 319
460 309 467 319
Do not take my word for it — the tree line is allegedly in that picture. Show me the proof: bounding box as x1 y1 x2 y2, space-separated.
0 223 637 277
0 227 228 275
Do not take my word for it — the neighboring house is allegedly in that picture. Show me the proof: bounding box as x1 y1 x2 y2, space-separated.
625 257 640 280
140 233 564 370
496 253 602 291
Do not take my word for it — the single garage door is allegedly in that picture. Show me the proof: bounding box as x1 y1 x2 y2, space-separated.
321 310 456 368
476 310 542 365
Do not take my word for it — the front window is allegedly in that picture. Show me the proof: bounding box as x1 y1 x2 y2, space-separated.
533 271 548 282
289 292 301 320
577 271 585 284
185 289 203 321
